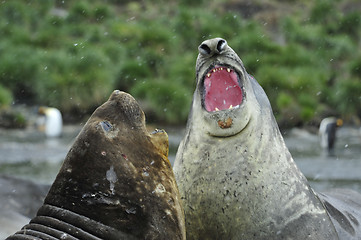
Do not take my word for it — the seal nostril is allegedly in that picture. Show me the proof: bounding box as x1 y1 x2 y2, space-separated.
199 44 211 55
217 39 227 53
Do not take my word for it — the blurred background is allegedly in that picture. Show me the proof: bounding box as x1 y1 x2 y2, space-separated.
0 0 361 236
0 0 361 203
1 0 361 127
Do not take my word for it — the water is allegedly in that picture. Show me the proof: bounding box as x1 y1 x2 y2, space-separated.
283 127 361 192
0 125 360 192
0 125 82 184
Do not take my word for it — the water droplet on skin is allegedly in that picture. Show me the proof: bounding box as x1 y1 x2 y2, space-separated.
126 207 137 214
345 144 349 148
60 233 68 239
106 166 118 194
154 183 166 194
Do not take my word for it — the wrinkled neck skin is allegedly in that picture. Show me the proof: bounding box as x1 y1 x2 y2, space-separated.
174 40 337 239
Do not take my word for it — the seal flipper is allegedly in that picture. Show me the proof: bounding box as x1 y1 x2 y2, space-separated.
319 189 361 240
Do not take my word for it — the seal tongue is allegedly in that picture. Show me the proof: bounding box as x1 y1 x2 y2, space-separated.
204 67 243 112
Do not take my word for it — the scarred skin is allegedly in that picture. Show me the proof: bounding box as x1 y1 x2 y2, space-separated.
173 38 361 240
7 90 186 240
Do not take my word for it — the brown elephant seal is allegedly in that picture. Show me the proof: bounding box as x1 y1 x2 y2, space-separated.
7 90 186 240
173 38 361 239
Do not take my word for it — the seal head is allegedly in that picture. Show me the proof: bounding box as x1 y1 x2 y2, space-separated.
174 38 345 239
192 38 257 137
7 91 186 240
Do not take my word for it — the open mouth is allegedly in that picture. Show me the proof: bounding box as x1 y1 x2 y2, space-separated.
203 65 243 112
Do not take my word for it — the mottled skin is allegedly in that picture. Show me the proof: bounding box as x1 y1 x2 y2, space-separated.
7 91 186 240
173 38 361 240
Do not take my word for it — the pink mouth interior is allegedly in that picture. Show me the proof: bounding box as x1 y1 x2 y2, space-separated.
204 66 243 112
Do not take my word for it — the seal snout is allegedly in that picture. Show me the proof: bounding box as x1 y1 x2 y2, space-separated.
102 89 146 128
196 39 244 114
108 90 133 102
198 38 228 56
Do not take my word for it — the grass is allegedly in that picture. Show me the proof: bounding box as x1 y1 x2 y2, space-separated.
0 0 360 127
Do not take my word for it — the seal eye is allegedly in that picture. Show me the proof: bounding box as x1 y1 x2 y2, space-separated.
100 121 113 132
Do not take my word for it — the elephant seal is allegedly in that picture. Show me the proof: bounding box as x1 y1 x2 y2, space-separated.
7 90 186 240
173 38 361 239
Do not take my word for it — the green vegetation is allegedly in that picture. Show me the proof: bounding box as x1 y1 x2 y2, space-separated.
0 0 360 127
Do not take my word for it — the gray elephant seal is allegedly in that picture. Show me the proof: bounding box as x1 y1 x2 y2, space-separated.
7 90 186 240
173 38 361 240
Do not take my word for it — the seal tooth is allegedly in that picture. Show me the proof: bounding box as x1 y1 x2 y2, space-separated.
229 105 233 109
227 68 231 72
207 73 211 78
213 69 216 73
220 67 223 71
215 107 219 111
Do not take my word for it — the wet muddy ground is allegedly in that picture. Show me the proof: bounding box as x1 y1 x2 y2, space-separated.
0 125 360 191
